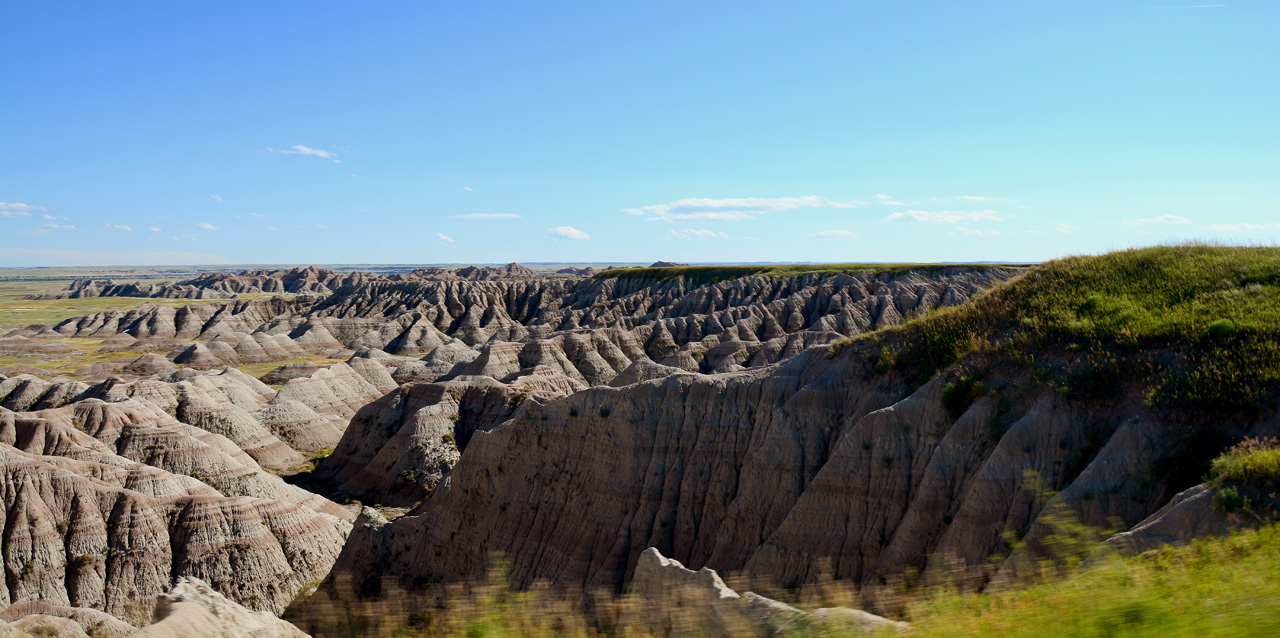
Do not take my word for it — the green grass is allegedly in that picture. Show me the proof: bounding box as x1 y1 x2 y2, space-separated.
906 523 1280 638
233 355 347 379
594 262 1029 287
830 244 1280 415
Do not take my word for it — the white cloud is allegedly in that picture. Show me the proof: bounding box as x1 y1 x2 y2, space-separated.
269 145 340 162
875 194 906 205
438 233 455 244
949 227 1002 237
358 208 375 215
315 224 332 229
1055 224 1075 234
884 210 1003 223
1123 215 1190 225
264 226 281 231
812 230 860 238
451 213 521 220
31 224 74 234
549 226 590 240
104 223 132 231
250 213 266 219
959 195 1001 201
149 227 162 232
207 195 223 202
196 222 218 230
463 187 473 192
41 214 57 220
622 196 862 223
1207 223 1265 231
1 202 50 215
668 228 729 240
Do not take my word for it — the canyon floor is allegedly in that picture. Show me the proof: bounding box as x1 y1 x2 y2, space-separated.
0 247 1277 637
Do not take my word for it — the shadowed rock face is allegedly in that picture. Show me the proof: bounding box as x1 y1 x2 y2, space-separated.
290 334 1279 633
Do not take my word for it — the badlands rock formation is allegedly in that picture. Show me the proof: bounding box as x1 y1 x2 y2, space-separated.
3 265 1026 632
292 335 1279 633
0 363 384 631
31 263 589 300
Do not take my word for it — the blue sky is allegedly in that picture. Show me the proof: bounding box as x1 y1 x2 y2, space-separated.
2 1 1277 267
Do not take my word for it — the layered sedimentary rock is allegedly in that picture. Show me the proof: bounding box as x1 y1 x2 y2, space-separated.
0 420 349 625
6 265 1025 633
0 366 357 630
293 334 1279 633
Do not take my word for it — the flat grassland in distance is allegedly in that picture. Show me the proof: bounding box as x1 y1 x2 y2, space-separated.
0 277 339 381
596 262 1031 287
0 279 212 327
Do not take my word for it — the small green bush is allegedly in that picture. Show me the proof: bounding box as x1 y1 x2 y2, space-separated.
1208 318 1236 339
942 377 987 420
1210 437 1280 485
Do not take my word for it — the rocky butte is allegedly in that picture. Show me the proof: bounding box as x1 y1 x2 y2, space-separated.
1 249 1278 636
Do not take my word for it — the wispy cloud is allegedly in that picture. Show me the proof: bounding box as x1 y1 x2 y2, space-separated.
463 187 473 192
875 194 906 206
27 223 76 235
207 195 223 202
668 228 729 240
104 223 133 231
315 224 332 229
149 227 162 232
264 225 281 231
250 213 266 219
195 222 218 230
1123 215 1190 225
268 145 341 163
949 227 1002 237
1056 224 1075 234
623 196 861 223
451 213 521 220
959 195 1000 201
1 202 50 216
885 210 1003 223
438 233 455 244
812 230 860 238
549 226 590 240
1207 223 1265 231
